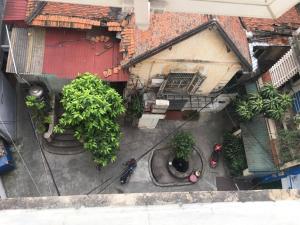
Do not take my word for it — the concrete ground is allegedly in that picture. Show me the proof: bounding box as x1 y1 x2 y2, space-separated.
1 87 233 197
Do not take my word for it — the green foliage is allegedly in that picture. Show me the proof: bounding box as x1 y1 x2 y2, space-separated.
25 96 49 133
259 83 277 99
223 132 247 177
127 93 143 119
54 73 125 167
248 94 263 114
236 100 255 121
235 84 292 121
171 131 195 161
278 130 300 163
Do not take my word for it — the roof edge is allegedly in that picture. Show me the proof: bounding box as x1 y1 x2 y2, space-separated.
214 22 252 71
123 20 214 68
123 20 252 71
0 190 299 210
26 1 47 24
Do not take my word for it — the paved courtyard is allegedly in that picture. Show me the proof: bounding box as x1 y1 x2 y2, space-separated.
1 89 234 197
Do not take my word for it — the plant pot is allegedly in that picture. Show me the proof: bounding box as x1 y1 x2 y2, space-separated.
168 154 193 179
172 158 189 173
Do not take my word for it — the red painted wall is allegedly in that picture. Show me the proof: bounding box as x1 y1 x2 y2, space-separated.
43 28 128 82
3 0 27 22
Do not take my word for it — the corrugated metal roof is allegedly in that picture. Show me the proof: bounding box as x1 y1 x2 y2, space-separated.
26 28 45 74
241 82 277 174
6 27 28 74
3 0 27 22
42 28 128 82
6 27 45 75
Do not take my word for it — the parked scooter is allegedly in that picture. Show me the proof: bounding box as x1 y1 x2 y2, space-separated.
209 144 222 168
120 158 137 184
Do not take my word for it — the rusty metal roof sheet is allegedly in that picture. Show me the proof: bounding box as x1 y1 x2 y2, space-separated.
6 27 45 75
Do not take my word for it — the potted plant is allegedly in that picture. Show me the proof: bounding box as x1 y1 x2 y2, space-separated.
170 131 195 173
126 93 144 126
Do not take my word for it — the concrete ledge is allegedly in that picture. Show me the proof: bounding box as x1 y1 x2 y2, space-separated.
0 190 300 210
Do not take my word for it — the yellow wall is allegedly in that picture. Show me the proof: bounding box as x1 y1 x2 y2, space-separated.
129 28 242 95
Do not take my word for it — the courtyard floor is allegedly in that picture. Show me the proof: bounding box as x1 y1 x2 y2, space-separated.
1 88 235 197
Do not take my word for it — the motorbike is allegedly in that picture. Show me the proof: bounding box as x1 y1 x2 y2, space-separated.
120 158 137 184
209 143 222 168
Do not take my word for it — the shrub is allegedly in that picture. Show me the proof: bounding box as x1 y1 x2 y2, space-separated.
127 93 143 119
54 73 125 167
171 131 195 161
223 132 247 177
235 84 292 121
278 130 300 164
25 95 49 133
236 100 255 121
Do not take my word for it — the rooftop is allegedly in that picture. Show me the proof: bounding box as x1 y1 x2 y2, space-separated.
0 190 300 225
26 0 124 29
242 7 300 45
121 13 251 69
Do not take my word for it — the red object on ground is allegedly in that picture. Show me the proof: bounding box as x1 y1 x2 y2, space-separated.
210 160 217 168
189 174 198 183
43 28 128 82
214 144 222 152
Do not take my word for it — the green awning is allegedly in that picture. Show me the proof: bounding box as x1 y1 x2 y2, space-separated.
241 82 277 174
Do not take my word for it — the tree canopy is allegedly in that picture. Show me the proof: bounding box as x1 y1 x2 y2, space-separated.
54 73 125 166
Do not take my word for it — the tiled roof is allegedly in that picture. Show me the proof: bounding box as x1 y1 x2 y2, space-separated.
26 0 123 29
24 2 251 69
242 7 300 45
121 13 251 69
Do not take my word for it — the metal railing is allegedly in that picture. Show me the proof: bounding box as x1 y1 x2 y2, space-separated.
270 48 300 88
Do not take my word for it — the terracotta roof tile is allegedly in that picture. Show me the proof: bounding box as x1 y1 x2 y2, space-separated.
217 16 251 65
121 12 251 67
26 0 122 29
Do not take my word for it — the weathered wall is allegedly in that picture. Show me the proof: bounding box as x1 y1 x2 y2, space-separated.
129 28 242 95
0 72 16 142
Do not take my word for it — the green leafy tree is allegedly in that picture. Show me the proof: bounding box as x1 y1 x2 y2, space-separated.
171 131 195 161
236 84 292 121
54 73 125 167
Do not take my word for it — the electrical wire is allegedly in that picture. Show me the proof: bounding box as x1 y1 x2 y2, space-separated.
86 83 237 195
27 109 53 196
0 114 42 196
25 99 61 196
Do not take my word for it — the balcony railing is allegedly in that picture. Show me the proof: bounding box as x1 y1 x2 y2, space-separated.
270 48 300 88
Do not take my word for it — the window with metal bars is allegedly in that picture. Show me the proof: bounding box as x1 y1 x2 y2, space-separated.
158 72 205 96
